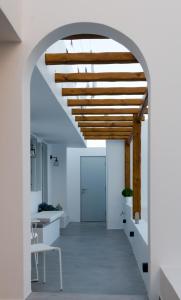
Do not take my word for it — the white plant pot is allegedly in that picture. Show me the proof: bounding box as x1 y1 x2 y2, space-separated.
126 196 133 207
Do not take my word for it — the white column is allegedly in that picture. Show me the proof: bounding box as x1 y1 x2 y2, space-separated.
106 140 125 229
0 43 31 299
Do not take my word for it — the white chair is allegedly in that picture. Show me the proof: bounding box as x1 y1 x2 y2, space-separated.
31 243 63 290
31 219 40 282
31 219 63 290
31 219 40 243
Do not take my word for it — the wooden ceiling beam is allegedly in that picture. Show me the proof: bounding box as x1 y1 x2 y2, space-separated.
137 93 148 120
72 108 148 115
83 132 131 136
68 99 144 107
62 87 147 96
133 115 141 219
55 72 146 82
78 121 133 127
81 127 132 132
84 136 128 140
126 94 148 144
62 34 107 40
76 115 145 121
45 52 138 65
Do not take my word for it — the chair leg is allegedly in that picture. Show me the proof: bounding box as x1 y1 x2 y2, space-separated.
57 248 63 290
35 253 39 281
43 252 46 283
31 253 39 282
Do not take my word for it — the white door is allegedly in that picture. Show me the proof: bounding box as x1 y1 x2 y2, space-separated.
80 156 106 222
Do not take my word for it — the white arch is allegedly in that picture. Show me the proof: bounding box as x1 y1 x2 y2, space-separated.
27 22 150 84
25 22 150 298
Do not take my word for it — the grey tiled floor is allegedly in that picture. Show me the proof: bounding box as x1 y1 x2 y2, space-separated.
30 222 147 296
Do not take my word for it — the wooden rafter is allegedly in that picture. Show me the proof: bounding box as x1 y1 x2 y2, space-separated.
55 72 146 82
72 108 148 115
62 87 147 96
137 93 148 120
76 116 145 122
126 93 148 144
133 115 141 219
62 34 107 40
78 121 133 127
84 136 128 140
68 99 144 107
45 52 138 65
81 128 132 132
84 132 131 136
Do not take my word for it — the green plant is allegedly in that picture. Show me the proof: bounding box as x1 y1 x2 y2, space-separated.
122 188 133 197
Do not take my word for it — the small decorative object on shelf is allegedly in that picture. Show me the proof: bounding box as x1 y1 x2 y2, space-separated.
38 202 62 212
121 188 133 197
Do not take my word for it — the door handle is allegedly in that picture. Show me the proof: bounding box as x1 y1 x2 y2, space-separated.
81 188 87 194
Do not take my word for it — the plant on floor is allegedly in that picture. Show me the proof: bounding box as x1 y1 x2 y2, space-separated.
122 188 133 197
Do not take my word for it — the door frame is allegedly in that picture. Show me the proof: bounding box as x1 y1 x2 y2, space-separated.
80 156 106 222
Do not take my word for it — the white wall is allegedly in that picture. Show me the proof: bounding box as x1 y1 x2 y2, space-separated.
31 191 42 215
124 120 149 290
160 267 181 300
0 0 21 40
106 141 124 229
124 201 149 291
1 2 181 299
67 147 106 222
141 120 148 222
47 144 67 212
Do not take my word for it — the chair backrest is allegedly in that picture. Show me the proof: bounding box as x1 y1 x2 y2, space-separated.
31 219 40 243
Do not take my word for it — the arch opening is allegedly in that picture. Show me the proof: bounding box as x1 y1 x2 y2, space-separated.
28 22 150 297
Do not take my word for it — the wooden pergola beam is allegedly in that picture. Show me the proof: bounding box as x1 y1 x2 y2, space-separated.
81 128 132 132
72 108 148 115
137 93 148 120
45 52 138 65
84 132 131 136
126 93 148 144
84 136 128 140
62 87 147 96
78 121 133 127
68 99 144 107
76 116 145 121
125 142 131 189
62 34 107 40
133 115 141 219
55 72 146 82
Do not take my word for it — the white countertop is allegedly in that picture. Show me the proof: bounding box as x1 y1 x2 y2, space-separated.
32 210 64 223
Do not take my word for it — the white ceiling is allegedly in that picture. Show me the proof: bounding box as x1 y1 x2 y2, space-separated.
31 67 85 147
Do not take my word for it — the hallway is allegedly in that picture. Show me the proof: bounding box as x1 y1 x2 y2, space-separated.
30 222 147 298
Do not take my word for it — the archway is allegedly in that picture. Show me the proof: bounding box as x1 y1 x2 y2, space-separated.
26 22 150 298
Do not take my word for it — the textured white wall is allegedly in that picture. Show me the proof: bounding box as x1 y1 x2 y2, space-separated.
106 141 124 229
67 147 106 222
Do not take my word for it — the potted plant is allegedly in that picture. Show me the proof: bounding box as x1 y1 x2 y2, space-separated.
122 188 133 206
